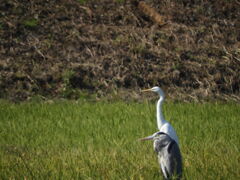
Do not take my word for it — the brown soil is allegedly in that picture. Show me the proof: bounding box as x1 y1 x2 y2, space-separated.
0 0 240 102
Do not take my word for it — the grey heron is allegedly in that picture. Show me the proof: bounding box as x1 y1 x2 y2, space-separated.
140 131 182 179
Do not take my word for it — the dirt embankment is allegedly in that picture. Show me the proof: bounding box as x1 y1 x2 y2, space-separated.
0 0 239 101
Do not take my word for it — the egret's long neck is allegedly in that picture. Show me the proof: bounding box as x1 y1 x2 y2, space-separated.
156 96 166 130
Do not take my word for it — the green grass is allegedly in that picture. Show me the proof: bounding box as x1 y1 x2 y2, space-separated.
0 100 239 179
22 18 38 28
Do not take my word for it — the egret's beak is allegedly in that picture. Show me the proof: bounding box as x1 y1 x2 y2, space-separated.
141 88 152 92
138 135 154 141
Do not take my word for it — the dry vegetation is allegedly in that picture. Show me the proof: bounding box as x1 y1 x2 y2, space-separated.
0 0 239 101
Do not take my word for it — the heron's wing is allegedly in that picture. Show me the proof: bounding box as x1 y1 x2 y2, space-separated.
155 135 172 179
155 136 182 179
169 143 182 177
159 148 181 179
167 142 183 179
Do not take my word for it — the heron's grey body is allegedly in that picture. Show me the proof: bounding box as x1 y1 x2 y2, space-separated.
154 132 182 180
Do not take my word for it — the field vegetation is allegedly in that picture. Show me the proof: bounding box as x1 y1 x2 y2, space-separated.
0 100 239 179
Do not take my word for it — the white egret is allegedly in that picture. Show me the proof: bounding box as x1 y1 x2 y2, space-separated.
141 86 179 145
140 131 182 179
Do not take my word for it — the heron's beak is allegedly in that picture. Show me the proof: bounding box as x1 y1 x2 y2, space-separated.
138 135 154 141
141 88 152 92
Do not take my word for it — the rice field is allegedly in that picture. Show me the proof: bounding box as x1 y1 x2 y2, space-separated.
0 100 239 179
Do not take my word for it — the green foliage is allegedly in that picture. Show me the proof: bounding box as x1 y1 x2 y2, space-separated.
61 70 76 98
0 101 239 179
22 18 38 28
77 0 87 4
132 43 147 54
115 0 125 3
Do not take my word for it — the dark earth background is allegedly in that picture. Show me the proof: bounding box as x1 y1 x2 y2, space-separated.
0 0 239 102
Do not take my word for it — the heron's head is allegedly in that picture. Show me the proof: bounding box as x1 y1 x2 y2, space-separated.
139 131 163 141
141 86 165 98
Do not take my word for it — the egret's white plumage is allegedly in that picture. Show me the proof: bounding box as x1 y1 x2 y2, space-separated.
141 86 179 144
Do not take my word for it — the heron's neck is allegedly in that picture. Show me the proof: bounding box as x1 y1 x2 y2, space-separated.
156 97 166 130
